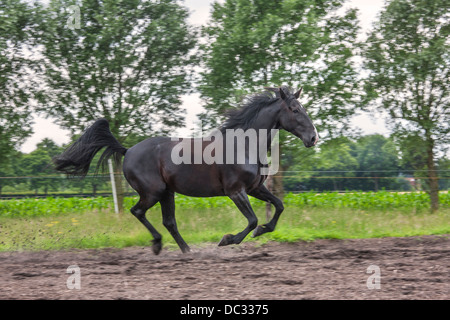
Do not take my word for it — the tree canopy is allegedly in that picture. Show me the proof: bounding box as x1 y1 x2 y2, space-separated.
0 0 40 165
38 0 197 143
363 0 449 210
199 0 360 137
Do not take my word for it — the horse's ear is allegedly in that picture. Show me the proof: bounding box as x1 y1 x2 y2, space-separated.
279 87 287 100
294 87 303 99
265 87 278 92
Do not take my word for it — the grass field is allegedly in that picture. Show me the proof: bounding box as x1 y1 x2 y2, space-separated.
0 192 449 251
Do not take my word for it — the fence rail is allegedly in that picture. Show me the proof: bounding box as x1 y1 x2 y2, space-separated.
0 171 448 199
0 192 139 200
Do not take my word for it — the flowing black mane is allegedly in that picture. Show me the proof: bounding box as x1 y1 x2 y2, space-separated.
219 86 294 132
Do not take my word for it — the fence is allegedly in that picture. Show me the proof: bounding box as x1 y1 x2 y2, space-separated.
0 169 448 199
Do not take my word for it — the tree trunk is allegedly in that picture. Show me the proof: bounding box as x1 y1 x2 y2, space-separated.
426 140 439 212
113 161 125 214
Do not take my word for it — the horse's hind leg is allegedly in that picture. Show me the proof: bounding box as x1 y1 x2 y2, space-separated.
160 191 191 253
130 197 163 255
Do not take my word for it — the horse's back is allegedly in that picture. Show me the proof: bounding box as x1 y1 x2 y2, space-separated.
123 136 171 169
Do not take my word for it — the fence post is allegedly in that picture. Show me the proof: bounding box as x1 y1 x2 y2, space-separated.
108 159 119 214
265 175 272 222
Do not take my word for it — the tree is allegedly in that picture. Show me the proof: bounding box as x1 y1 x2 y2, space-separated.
200 0 360 134
284 137 358 192
37 0 197 212
353 135 400 192
0 0 40 166
36 138 63 159
315 138 359 191
394 131 427 190
0 151 18 195
200 0 360 198
363 0 449 211
18 147 57 195
285 135 410 192
39 0 197 138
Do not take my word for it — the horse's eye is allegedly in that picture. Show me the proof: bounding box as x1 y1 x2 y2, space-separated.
293 109 299 113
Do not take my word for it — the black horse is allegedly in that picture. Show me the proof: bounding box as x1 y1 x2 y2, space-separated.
54 86 318 254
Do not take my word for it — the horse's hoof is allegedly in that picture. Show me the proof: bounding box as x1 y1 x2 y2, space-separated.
152 239 162 255
181 246 191 254
218 234 234 246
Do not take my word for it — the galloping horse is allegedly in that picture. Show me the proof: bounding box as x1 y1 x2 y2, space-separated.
53 86 318 254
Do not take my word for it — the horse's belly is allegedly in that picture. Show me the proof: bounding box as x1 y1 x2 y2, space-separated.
164 164 225 197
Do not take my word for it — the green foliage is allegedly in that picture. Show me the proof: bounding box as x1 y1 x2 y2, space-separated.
353 135 399 191
283 191 450 211
18 149 55 194
38 0 197 141
0 0 40 163
198 0 362 199
438 158 450 190
363 0 449 210
1 191 449 218
363 0 449 139
0 196 114 217
284 134 413 192
394 132 427 169
199 0 360 135
1 194 449 251
0 138 69 195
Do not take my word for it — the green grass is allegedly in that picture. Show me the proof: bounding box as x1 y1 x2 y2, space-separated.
0 193 449 251
1 191 449 218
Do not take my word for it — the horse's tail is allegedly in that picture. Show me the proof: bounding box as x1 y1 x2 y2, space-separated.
53 118 128 178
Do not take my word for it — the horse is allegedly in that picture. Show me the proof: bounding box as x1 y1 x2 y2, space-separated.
53 86 318 254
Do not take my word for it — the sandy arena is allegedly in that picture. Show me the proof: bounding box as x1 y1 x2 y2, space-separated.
0 235 448 300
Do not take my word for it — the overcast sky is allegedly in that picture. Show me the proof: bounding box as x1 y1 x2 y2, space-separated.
21 0 387 153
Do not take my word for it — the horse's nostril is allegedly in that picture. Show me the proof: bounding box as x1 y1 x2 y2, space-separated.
311 135 316 144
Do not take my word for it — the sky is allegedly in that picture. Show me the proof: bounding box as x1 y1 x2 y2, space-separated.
20 0 387 153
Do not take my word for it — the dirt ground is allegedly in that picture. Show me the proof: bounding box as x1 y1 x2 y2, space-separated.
0 235 448 300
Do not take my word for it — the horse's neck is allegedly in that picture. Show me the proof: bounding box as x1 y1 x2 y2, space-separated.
247 104 280 145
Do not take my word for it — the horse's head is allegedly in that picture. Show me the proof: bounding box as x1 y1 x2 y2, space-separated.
276 87 318 148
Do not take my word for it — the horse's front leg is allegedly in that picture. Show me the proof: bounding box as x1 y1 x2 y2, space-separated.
218 189 258 246
248 184 284 237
